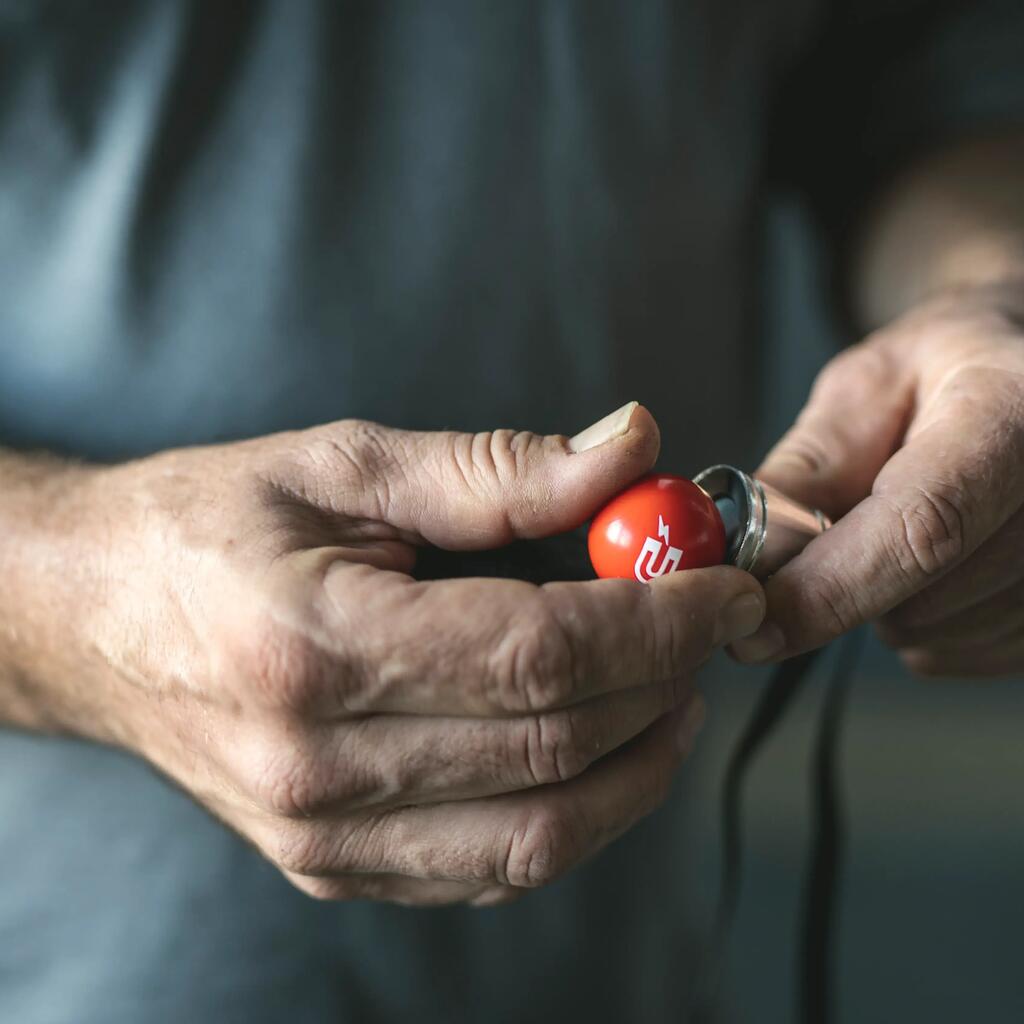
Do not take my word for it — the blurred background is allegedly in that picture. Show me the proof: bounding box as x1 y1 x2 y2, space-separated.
3 7 1023 1023
685 198 1024 1024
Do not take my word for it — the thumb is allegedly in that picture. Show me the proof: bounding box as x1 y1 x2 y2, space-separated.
756 341 913 519
310 401 660 549
736 369 1024 661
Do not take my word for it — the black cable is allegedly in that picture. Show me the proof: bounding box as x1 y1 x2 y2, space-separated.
799 629 863 1024
691 649 823 1022
718 649 824 934
696 632 863 1024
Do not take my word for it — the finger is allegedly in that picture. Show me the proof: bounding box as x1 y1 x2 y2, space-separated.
897 636 1024 679
755 336 913 518
289 402 661 549
877 576 1024 654
227 678 693 819
278 696 705 886
203 796 515 906
320 562 763 715
283 870 515 907
735 366 1024 661
881 504 1024 630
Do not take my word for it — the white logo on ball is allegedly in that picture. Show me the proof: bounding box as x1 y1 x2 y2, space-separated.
633 515 684 582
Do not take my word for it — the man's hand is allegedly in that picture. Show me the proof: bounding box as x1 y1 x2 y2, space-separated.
0 403 766 905
732 280 1024 676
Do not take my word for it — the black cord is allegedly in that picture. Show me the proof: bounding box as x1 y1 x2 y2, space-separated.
696 631 863 1024
799 629 863 1024
691 649 823 1022
719 649 824 934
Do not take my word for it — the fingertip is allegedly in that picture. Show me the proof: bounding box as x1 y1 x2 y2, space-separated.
543 403 661 534
567 401 659 465
716 591 768 646
623 403 661 463
734 545 853 663
647 566 767 654
728 621 787 664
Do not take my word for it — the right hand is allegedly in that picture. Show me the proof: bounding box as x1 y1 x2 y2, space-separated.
5 403 766 905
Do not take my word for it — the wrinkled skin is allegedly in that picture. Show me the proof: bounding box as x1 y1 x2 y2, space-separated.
1 404 766 905
735 279 1024 677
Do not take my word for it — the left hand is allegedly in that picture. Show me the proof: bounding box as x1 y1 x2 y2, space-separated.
731 278 1024 677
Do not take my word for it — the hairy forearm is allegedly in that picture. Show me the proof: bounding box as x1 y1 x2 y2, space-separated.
853 131 1024 330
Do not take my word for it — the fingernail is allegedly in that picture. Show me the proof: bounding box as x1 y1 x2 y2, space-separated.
569 401 638 453
715 592 766 645
730 621 786 664
674 696 707 755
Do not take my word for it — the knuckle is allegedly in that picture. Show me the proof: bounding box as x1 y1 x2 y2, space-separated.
236 619 321 713
466 429 510 484
489 600 574 713
300 420 401 519
313 420 393 479
270 816 376 877
797 568 865 639
362 749 424 807
442 429 549 541
447 431 519 539
250 741 325 819
468 429 545 487
245 729 375 820
312 720 387 808
887 486 966 581
270 821 332 875
485 429 549 498
522 708 594 786
500 805 585 888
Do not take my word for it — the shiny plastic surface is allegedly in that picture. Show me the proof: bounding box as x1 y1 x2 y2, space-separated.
587 474 727 582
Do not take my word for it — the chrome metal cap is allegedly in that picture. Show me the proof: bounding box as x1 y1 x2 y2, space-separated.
693 464 830 579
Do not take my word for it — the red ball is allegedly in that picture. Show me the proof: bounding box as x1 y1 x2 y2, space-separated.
588 474 727 582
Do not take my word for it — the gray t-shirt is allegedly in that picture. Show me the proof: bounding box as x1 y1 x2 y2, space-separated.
1 3 1021 1022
